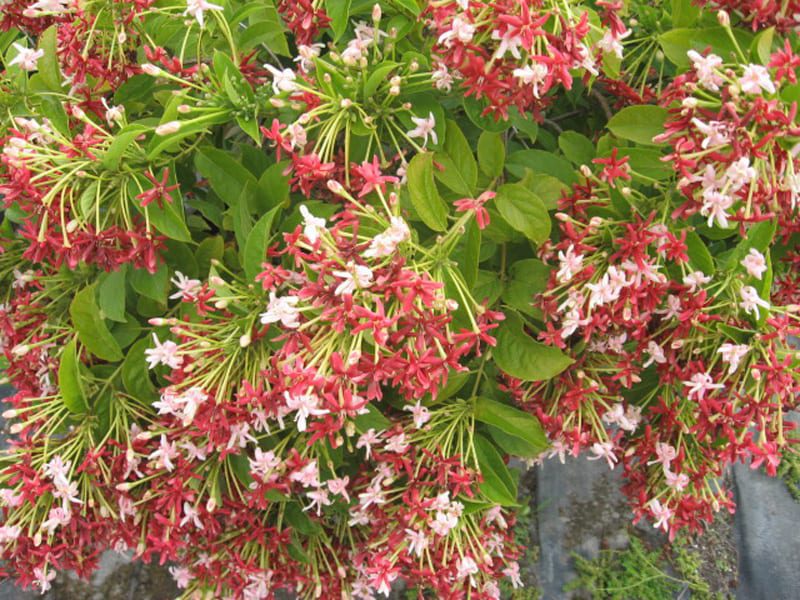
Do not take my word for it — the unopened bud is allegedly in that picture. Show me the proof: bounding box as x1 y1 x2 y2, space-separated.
206 497 217 512
681 97 698 109
389 86 400 95
555 212 569 222
214 299 229 309
327 179 346 195
445 299 459 311
177 104 192 114
340 98 353 109
621 187 632 197
239 333 251 348
148 317 167 326
11 344 29 357
72 106 86 120
389 76 401 86
269 98 286 108
140 63 161 76
65 219 79 233
580 164 592 177
409 60 419 73
117 31 127 44
2 409 17 419
209 275 225 285
717 10 730 27
136 430 153 441
9 423 25 434
372 3 382 21
155 121 181 136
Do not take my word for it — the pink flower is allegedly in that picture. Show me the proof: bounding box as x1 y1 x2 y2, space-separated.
683 372 724 401
587 441 618 469
145 333 183 370
739 285 770 319
717 343 750 374
741 248 767 280
407 113 438 147
649 499 673 532
738 64 776 95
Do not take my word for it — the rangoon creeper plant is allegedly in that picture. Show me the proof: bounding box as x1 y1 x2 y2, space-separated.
0 0 799 597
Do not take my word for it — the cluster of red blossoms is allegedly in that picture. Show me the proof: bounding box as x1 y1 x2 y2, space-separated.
501 42 800 537
425 0 629 120
696 1 800 31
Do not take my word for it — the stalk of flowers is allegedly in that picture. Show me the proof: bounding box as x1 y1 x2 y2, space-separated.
657 44 800 242
502 159 800 537
259 16 441 193
424 0 628 120
55 0 158 91
275 0 331 46
342 405 522 598
0 110 176 272
0 0 72 35
695 2 800 31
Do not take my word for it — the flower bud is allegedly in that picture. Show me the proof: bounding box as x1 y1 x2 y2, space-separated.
717 10 730 27
141 63 161 76
155 121 181 136
10 423 25 434
239 333 251 348
580 164 592 177
177 104 192 114
148 318 167 326
681 97 698 109
2 409 17 419
65 219 79 233
11 344 29 357
327 179 346 195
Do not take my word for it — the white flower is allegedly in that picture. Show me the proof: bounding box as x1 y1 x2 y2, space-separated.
260 293 301 329
437 16 475 46
687 50 723 90
249 448 281 482
403 400 430 429
456 556 479 585
700 188 734 228
155 121 181 136
725 157 756 192
739 64 776 95
332 261 374 296
148 434 179 471
356 429 382 460
683 372 724 401
183 0 223 28
304 487 332 516
649 499 673 532
648 442 677 467
27 0 71 14
405 528 429 557
299 204 326 243
492 30 523 60
741 248 767 280
101 98 125 125
264 64 298 94
556 244 584 283
364 216 410 258
8 44 44 72
169 566 192 589
432 62 454 92
587 441 618 469
665 469 690 491
512 63 549 98
32 567 56 594
597 29 631 59
144 333 183 370
683 270 711 292
643 341 667 367
717 343 750 374
691 118 729 149
294 43 324 71
739 285 770 318
283 391 329 432
169 271 202 300
407 112 438 147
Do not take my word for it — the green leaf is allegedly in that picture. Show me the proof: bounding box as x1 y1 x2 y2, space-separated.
392 0 421 15
130 262 169 305
455 219 481 289
363 62 399 98
671 0 700 27
658 27 754 68
685 230 714 274
285 502 322 534
494 313 573 381
463 96 511 133
37 26 61 92
474 434 518 506
477 131 505 179
196 236 225 276
194 146 259 207
69 285 124 362
58 337 87 414
435 119 477 196
505 149 578 184
473 270 505 306
752 27 775 64
354 404 391 434
407 152 448 231
502 258 550 316
325 0 352 41
724 219 776 270
244 207 280 282
257 162 290 212
521 173 568 210
607 105 668 146
474 397 547 457
129 173 192 243
558 131 595 165
122 337 158 402
494 183 551 245
244 1 290 55
98 266 127 323
101 124 148 170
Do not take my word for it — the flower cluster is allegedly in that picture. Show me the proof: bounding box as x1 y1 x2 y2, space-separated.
426 0 628 119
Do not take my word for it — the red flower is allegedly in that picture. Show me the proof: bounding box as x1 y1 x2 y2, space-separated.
136 168 178 208
592 148 631 188
454 191 495 229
